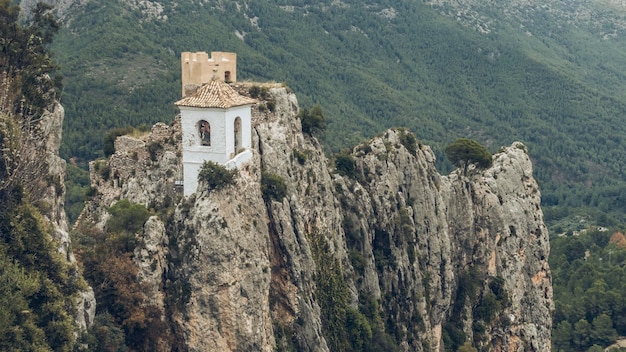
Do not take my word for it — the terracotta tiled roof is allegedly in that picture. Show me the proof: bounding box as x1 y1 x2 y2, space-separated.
175 80 257 108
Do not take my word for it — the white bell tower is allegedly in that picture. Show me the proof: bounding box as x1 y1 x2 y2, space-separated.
175 69 256 196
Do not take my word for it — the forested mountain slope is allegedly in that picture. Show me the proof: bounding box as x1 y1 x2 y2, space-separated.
38 0 626 225
550 228 626 351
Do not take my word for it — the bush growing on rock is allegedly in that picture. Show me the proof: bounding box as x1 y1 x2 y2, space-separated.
147 141 163 162
334 152 357 178
261 172 287 201
292 149 308 165
198 161 238 191
107 199 150 235
0 189 82 352
300 105 326 136
398 128 419 156
249 85 269 100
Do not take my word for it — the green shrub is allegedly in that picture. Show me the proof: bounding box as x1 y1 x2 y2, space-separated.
0 189 80 352
249 85 260 98
442 323 466 352
93 160 111 180
489 276 508 302
78 224 172 351
261 172 287 201
75 312 128 351
198 161 238 191
458 341 478 352
292 149 308 165
473 276 509 324
473 292 500 322
307 232 350 351
472 321 487 347
249 85 269 100
0 2 60 116
300 105 326 136
372 228 396 271
107 199 150 235
100 164 111 181
348 248 366 275
86 186 97 197
147 141 163 161
273 320 297 352
335 153 356 178
346 308 372 350
398 129 418 156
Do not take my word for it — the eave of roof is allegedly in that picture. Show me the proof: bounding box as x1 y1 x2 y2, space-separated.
175 80 257 109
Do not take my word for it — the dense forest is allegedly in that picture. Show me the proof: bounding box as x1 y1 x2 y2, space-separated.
551 228 626 352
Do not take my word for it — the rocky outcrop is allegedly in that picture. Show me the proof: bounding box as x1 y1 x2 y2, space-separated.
79 86 552 351
75 119 183 350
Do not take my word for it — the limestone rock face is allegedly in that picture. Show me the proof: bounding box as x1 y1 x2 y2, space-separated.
442 141 552 351
39 106 80 253
169 163 274 351
32 103 96 331
79 86 552 351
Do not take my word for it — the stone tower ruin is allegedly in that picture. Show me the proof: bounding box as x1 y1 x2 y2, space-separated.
181 51 237 97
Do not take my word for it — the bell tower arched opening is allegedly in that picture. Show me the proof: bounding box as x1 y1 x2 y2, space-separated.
234 117 242 150
198 120 211 146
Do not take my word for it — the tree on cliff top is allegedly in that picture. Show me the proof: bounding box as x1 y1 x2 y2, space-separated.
445 138 492 176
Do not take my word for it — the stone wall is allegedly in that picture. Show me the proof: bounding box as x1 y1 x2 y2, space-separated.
181 51 237 96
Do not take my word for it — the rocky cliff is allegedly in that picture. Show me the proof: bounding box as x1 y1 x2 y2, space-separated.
36 103 96 331
77 85 552 351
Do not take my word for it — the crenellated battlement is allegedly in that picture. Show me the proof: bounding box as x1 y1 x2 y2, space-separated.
181 51 237 97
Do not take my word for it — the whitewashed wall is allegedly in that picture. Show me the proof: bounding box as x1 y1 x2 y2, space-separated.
179 105 252 196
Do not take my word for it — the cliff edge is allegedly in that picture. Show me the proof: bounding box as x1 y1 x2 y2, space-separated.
77 86 552 351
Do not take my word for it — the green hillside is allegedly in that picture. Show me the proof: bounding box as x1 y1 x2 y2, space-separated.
50 0 626 226
550 229 626 351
